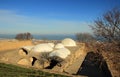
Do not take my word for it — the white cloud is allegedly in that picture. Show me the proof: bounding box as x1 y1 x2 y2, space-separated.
0 9 92 34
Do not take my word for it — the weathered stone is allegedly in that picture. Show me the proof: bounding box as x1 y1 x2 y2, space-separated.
29 57 33 62
52 66 63 72
33 59 50 69
33 60 43 68
43 59 50 68
68 54 74 65
17 58 31 66
19 46 34 56
18 49 27 56
52 43 86 74
64 52 87 74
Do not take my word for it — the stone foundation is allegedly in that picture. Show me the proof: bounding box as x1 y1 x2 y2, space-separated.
52 43 86 73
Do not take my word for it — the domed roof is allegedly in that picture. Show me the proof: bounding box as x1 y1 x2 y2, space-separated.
49 48 71 59
55 43 64 49
48 43 55 48
31 43 53 52
21 46 34 51
61 38 76 47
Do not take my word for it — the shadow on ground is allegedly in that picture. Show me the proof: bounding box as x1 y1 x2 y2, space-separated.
77 52 112 77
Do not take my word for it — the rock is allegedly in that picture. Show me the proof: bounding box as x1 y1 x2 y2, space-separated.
18 46 34 56
33 60 43 68
18 49 27 56
29 57 33 62
43 59 50 68
17 58 31 66
55 43 64 49
61 38 76 47
49 48 71 59
33 60 50 69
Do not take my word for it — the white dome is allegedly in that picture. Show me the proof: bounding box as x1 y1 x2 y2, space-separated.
21 46 34 51
55 43 64 49
49 48 71 59
61 38 76 47
48 43 55 48
31 43 53 52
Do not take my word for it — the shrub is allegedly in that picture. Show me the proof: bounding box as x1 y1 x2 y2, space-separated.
15 32 33 40
90 8 120 44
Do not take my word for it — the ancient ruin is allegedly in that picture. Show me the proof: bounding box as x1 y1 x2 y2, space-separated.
0 38 112 77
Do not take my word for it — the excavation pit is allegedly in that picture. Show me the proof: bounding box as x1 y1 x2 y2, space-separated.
77 52 112 77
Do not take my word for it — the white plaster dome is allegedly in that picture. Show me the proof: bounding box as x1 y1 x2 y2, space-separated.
31 43 53 52
61 38 76 47
55 43 64 49
49 48 71 59
21 46 34 51
48 43 55 48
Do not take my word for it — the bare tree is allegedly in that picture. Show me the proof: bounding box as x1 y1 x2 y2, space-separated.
76 33 95 42
90 8 120 44
26 32 33 40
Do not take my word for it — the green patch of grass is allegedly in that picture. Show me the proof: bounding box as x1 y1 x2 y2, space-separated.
0 63 69 77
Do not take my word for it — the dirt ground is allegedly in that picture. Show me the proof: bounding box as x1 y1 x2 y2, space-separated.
0 40 33 52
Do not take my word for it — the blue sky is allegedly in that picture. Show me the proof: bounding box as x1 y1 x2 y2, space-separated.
0 0 120 34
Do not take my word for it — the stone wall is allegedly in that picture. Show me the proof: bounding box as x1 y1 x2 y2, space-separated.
52 43 86 72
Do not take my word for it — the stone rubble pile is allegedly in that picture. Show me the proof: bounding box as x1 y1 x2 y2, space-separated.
17 38 77 68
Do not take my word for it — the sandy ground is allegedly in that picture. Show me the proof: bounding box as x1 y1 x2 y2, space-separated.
0 39 33 65
0 39 33 52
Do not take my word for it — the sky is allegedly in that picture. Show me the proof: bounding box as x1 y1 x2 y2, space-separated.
0 0 120 35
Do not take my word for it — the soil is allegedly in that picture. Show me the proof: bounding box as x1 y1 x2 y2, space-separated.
0 40 32 52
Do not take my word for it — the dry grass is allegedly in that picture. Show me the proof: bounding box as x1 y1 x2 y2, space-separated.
0 40 33 51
